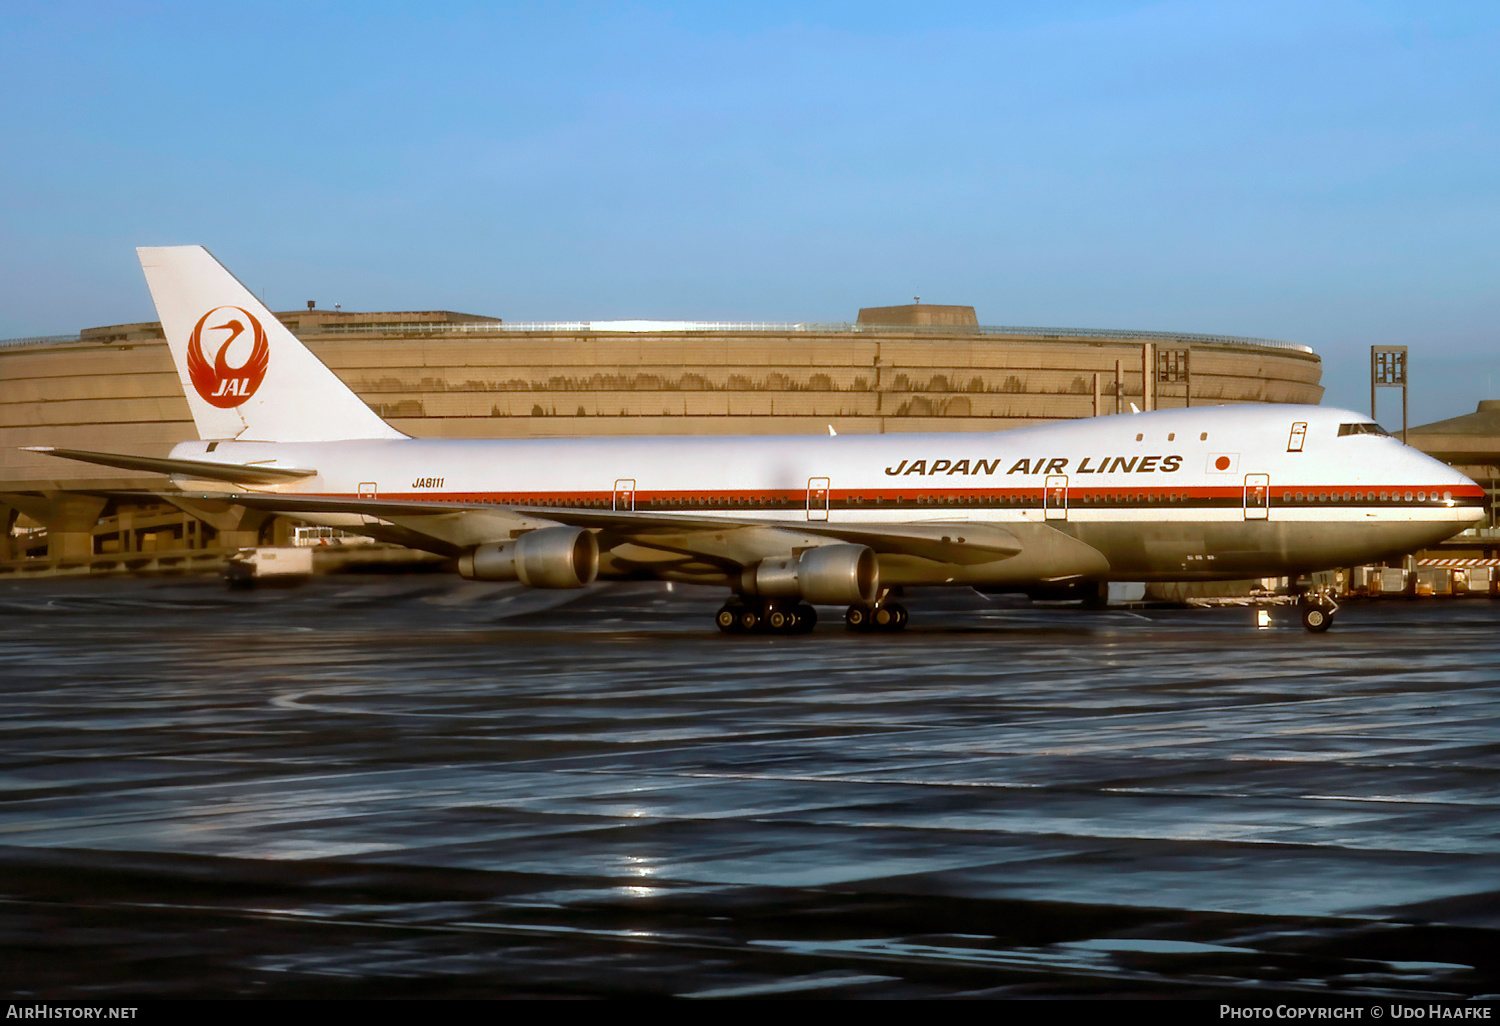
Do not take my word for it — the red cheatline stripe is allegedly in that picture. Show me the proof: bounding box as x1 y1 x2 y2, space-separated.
354 489 1488 504
309 484 1483 509
324 488 1475 498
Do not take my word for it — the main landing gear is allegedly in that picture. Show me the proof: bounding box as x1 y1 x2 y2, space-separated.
715 598 818 634
713 596 910 634
844 599 908 633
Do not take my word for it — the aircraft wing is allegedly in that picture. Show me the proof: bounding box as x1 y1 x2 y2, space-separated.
188 491 1024 566
518 505 1022 565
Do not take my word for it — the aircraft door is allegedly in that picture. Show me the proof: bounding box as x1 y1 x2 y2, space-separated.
807 477 830 521
358 482 378 524
613 479 636 512
1244 474 1269 520
1044 475 1068 521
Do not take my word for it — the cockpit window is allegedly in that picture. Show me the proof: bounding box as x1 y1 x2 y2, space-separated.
1338 422 1389 437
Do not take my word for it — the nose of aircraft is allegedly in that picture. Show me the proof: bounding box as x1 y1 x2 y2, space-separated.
1407 443 1487 527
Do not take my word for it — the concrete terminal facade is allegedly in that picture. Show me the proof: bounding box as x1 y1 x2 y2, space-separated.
0 303 1324 565
1407 401 1500 553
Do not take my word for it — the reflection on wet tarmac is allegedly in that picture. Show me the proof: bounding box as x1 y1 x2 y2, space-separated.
2 577 1498 998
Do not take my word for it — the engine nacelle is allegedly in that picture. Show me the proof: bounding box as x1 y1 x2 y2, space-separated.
742 544 879 605
458 526 599 588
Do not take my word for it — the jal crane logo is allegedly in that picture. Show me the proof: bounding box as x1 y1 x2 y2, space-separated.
186 306 270 408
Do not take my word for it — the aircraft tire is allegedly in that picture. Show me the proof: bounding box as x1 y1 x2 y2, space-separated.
873 605 896 630
1301 604 1333 633
845 605 871 631
716 605 744 633
739 608 761 632
889 603 909 630
767 608 789 632
793 604 817 633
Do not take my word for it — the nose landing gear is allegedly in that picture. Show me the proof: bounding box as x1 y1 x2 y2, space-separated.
1290 579 1341 633
1299 591 1338 633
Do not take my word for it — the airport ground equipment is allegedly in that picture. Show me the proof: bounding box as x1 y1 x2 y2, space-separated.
223 546 313 588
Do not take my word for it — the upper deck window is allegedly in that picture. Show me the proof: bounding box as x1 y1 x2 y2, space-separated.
1338 422 1389 437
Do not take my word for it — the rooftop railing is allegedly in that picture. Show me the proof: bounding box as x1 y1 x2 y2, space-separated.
0 334 81 348
1 322 1315 355
312 319 1314 353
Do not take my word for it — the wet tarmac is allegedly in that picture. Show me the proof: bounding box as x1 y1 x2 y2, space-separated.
1 575 1498 999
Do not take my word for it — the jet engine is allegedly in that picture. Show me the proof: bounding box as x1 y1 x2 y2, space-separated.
458 526 599 588
742 544 879 605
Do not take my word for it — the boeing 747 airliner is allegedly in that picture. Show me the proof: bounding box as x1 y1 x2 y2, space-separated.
28 247 1487 633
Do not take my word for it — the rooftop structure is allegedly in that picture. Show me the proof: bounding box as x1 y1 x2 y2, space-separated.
1408 401 1500 467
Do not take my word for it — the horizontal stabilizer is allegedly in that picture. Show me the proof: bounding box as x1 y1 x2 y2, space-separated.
185 491 487 517
22 447 318 485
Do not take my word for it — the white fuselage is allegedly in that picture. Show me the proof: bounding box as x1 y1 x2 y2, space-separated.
171 404 1484 584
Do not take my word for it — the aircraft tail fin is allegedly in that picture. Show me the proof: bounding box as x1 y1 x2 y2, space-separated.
137 246 406 442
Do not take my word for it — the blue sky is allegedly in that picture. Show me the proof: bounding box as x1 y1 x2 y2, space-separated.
2 1 1496 426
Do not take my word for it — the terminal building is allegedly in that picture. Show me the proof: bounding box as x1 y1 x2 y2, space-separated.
1 301 1328 567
